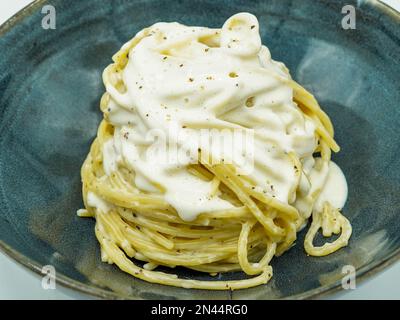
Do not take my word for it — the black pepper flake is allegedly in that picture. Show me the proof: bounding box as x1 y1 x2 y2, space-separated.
136 226 141 230
139 86 143 89
163 36 167 40
123 132 129 139
205 48 209 52
163 56 168 60
188 78 194 82
251 25 255 29
179 64 184 67
146 113 149 117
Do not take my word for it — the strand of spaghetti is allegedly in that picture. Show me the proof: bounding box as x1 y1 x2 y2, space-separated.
320 139 332 162
199 207 253 220
140 226 175 250
101 212 236 265
238 221 276 275
97 231 272 290
96 211 136 257
290 81 334 137
173 232 266 251
203 162 285 238
275 218 297 256
287 151 302 203
304 203 352 256
121 212 242 239
117 206 245 227
91 177 170 208
188 263 242 273
210 176 221 197
218 163 300 221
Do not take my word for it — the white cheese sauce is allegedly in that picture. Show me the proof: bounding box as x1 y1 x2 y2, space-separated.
314 160 348 212
96 13 347 221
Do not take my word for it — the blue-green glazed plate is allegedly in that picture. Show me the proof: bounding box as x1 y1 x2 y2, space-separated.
0 0 399 299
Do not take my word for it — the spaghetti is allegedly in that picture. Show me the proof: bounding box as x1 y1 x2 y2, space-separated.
78 13 352 290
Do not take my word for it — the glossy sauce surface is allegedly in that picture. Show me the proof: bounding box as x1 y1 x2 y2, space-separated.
101 13 347 221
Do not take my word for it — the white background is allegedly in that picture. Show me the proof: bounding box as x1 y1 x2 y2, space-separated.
0 0 399 300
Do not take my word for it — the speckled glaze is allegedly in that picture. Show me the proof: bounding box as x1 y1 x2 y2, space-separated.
0 0 399 299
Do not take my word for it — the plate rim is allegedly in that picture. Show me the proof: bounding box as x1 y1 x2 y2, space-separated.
0 0 399 300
